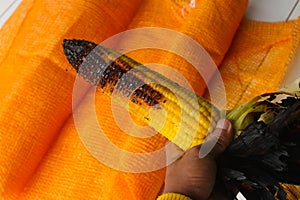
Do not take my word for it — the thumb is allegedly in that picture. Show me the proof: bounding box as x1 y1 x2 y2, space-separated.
199 119 233 158
210 119 233 157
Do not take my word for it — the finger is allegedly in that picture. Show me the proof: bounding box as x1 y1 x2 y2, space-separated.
199 119 233 158
165 142 184 166
210 119 233 157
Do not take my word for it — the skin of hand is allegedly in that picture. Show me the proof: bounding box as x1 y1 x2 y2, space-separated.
162 119 233 200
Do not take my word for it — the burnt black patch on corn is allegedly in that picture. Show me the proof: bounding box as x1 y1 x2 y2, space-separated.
63 39 97 72
63 39 165 107
98 59 130 93
63 39 133 91
115 70 144 97
130 84 164 106
114 68 165 107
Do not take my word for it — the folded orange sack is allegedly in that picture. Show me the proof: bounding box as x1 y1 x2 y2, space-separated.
1 0 300 200
0 0 142 198
204 19 300 109
122 0 248 96
14 0 248 199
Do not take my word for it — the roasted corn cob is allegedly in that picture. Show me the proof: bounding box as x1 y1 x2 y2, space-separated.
63 39 300 199
63 39 220 150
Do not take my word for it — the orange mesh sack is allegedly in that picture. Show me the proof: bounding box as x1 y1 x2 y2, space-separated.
2 0 300 199
0 0 142 198
15 0 248 199
204 19 300 109
121 0 248 96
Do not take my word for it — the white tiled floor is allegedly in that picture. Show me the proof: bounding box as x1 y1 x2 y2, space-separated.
0 0 299 86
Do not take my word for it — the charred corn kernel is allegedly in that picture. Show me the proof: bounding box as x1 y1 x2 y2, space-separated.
63 39 221 150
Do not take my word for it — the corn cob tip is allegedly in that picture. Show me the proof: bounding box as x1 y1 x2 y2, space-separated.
63 39 97 72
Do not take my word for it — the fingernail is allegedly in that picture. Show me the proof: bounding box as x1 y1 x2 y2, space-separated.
216 119 230 131
166 142 184 165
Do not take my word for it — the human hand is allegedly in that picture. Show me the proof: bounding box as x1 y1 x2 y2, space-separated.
162 119 233 200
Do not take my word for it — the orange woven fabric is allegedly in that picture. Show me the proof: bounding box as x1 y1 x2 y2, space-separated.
1 0 300 199
204 19 300 109
6 0 247 199
19 88 168 199
122 0 247 96
0 0 142 198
